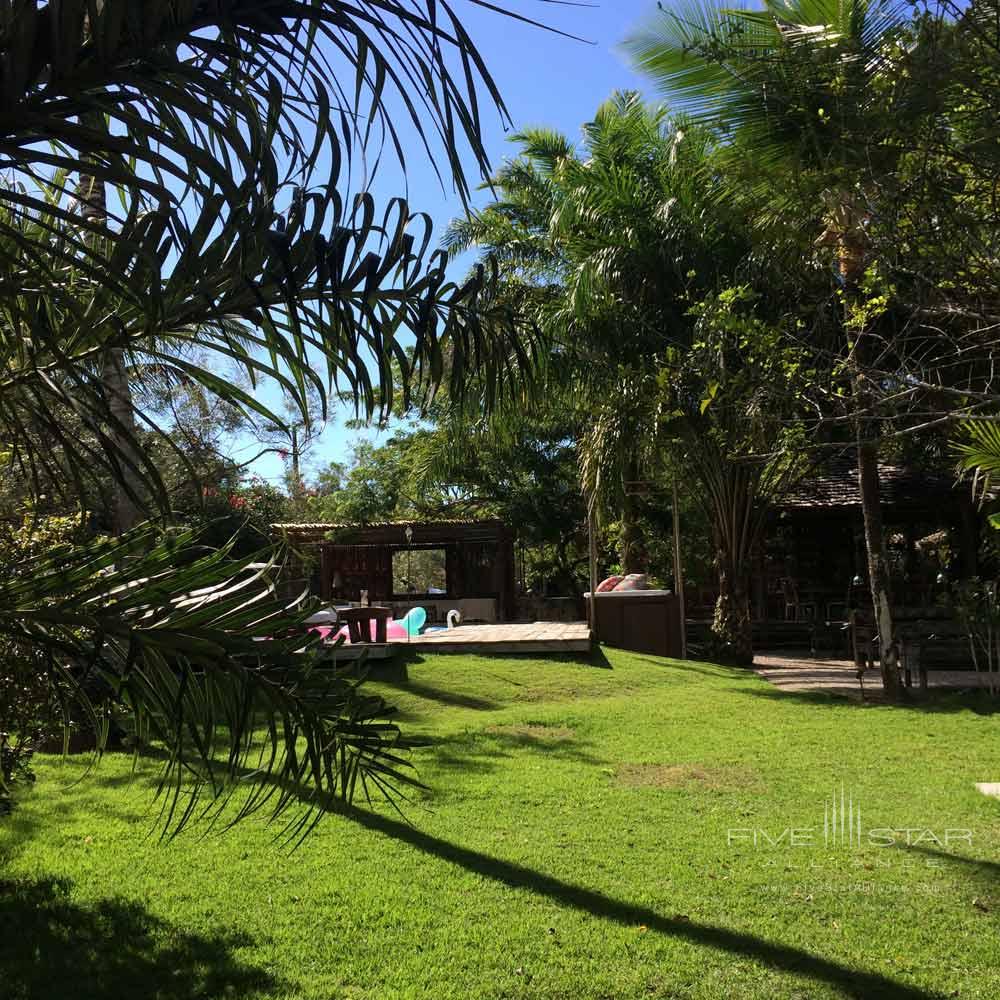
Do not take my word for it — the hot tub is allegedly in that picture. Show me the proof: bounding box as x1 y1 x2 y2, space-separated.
584 589 684 659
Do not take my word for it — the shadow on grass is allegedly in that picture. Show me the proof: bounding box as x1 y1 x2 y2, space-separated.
379 677 501 712
481 726 607 764
899 842 1000 884
348 810 937 1000
421 727 608 776
734 686 872 710
625 654 745 679
736 684 1000 715
0 876 280 1000
369 648 614 720
376 646 613 671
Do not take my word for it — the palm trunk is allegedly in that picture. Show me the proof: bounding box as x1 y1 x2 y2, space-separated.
714 553 753 665
857 436 901 697
845 273 900 698
825 192 902 698
77 5 142 531
102 345 143 534
704 462 757 665
689 444 757 665
78 152 142 534
620 459 647 575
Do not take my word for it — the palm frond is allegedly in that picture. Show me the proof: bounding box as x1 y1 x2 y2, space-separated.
955 419 1000 499
0 2 546 515
1 1 514 235
624 0 917 166
0 522 421 837
0 1 563 826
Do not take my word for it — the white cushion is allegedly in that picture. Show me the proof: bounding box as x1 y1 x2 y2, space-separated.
304 608 339 624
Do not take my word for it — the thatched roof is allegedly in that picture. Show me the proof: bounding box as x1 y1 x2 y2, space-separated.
271 519 508 545
778 457 959 511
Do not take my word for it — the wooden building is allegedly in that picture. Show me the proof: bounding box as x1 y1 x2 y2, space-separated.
687 458 980 625
758 459 978 621
273 519 517 624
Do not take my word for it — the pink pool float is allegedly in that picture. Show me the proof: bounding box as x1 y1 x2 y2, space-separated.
308 607 427 644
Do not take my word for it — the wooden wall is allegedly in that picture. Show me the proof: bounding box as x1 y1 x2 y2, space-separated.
280 521 516 620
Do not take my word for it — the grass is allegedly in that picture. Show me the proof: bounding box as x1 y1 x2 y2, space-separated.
2 647 999 999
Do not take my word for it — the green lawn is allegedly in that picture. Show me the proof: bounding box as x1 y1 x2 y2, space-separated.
2 648 999 999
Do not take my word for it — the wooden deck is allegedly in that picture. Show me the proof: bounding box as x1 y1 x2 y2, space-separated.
401 621 591 654
324 621 591 659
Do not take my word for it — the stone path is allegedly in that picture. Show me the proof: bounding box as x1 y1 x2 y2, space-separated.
753 653 997 700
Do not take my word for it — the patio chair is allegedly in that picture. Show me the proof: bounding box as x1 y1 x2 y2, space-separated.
781 578 816 621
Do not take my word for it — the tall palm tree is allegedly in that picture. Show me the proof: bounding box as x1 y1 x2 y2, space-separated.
626 0 939 693
0 1 540 827
448 93 809 660
448 95 723 570
75 118 144 535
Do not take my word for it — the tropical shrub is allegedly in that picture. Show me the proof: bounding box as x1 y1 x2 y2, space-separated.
0 511 89 810
0 2 533 829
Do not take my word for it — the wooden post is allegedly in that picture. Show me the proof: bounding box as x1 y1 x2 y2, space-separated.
588 502 598 633
672 476 688 660
959 493 980 578
496 527 512 622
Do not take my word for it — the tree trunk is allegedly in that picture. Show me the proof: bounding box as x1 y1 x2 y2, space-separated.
77 160 142 534
102 346 143 534
713 552 753 665
857 435 902 698
958 493 980 578
620 460 647 575
827 192 902 698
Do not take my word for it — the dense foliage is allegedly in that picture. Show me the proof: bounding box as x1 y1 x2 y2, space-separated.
445 94 820 660
5 0 1000 832
626 0 1000 679
0 2 538 824
0 511 88 811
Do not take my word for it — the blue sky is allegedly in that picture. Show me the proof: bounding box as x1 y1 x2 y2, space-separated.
237 1 662 487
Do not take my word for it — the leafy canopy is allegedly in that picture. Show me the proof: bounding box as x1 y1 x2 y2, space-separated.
0 1 544 831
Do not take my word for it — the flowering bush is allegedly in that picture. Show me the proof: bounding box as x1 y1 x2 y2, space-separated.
185 478 291 554
0 510 88 811
0 645 64 812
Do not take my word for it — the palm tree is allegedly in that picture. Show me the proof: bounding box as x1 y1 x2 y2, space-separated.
956 421 1000 496
75 120 144 535
0 2 539 827
448 93 810 660
626 0 937 693
447 96 720 570
655 288 815 662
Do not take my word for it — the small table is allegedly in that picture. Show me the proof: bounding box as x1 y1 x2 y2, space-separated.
334 606 393 643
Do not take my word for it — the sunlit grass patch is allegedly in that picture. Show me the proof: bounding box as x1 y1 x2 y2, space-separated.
3 647 999 1000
